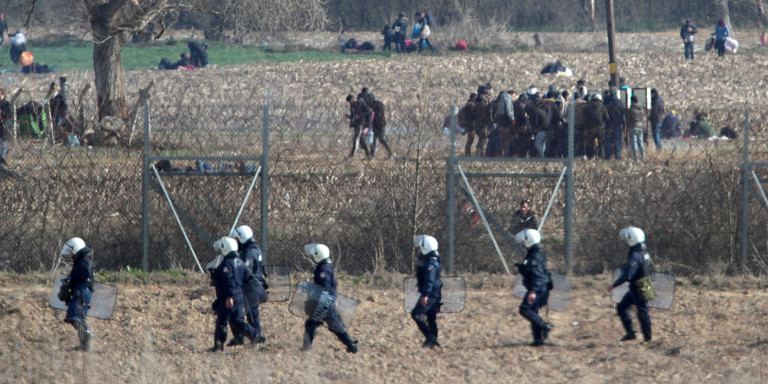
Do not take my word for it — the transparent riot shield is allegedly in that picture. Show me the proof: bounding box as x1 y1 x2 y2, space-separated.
611 269 675 309
49 274 117 320
263 265 291 302
402 277 466 313
289 281 358 329
513 272 571 312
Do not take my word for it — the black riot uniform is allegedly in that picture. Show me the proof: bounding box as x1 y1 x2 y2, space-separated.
65 247 94 351
612 243 652 342
302 259 359 353
210 251 260 351
230 240 267 345
411 250 443 348
517 244 554 346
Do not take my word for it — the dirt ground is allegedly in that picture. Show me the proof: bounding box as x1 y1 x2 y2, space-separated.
1 273 767 383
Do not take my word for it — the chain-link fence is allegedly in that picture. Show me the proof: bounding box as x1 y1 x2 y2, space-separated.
2 71 768 276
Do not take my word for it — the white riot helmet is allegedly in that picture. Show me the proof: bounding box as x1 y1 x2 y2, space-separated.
230 225 254 244
304 243 330 264
60 237 86 257
515 229 541 249
413 235 438 255
219 237 239 255
619 227 645 246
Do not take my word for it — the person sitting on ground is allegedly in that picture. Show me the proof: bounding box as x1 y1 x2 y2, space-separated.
688 109 714 139
660 110 681 139
9 29 26 65
156 53 192 70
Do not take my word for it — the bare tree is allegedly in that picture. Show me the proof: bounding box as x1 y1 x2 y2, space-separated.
715 0 732 27
582 0 596 27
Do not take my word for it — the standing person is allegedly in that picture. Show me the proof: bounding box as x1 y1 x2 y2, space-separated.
393 12 409 54
625 96 646 161
411 235 443 348
0 88 11 166
583 94 610 159
9 29 26 65
60 237 94 351
415 12 436 53
345 94 373 159
514 229 554 346
209 237 262 352
576 79 589 101
607 227 653 342
301 243 359 353
228 225 267 345
712 19 730 57
660 110 681 139
603 88 625 160
0 14 7 46
472 86 493 157
509 200 539 235
459 93 478 156
680 19 698 60
649 89 665 152
381 24 394 51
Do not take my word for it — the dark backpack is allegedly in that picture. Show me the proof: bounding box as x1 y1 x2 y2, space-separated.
372 100 386 129
425 13 434 26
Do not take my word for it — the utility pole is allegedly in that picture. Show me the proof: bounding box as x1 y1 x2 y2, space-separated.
605 0 619 88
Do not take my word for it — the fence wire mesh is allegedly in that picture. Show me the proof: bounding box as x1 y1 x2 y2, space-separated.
2 74 768 277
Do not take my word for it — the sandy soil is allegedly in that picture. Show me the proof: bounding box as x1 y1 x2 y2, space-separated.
1 273 767 383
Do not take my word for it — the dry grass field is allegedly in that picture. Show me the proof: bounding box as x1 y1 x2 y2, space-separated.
1 273 767 383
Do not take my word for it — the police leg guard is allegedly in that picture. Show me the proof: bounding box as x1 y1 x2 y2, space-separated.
75 323 91 351
208 338 224 352
640 318 652 342
619 318 636 341
302 320 318 351
411 313 432 341
334 331 358 354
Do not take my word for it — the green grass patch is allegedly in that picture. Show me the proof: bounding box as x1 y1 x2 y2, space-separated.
17 39 386 72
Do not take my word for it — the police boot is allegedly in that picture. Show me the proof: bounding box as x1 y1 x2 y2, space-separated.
301 333 313 351
541 322 555 341
620 319 637 341
227 337 245 347
250 334 266 345
207 340 224 352
76 325 91 352
641 322 652 342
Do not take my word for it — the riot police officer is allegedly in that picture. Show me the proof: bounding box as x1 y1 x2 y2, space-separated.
515 229 554 346
607 226 652 342
301 243 359 353
229 225 267 345
209 237 262 352
411 235 443 348
60 237 93 351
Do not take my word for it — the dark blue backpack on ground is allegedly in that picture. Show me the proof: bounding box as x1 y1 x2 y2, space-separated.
486 128 502 157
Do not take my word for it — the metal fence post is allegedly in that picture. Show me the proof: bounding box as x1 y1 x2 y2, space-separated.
142 102 150 272
261 90 270 258
740 109 750 274
565 95 575 275
446 106 458 274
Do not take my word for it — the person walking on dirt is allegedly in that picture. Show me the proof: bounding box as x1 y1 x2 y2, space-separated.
228 225 267 346
607 227 653 342
680 19 698 60
649 89 665 152
60 237 94 351
301 243 359 353
411 235 443 348
345 94 373 159
515 229 554 346
209 237 262 352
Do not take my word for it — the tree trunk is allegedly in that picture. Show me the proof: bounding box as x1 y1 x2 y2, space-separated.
92 20 128 121
582 0 596 27
757 0 768 27
716 0 732 28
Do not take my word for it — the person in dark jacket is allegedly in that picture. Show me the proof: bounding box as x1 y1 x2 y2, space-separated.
60 237 94 351
660 111 681 139
228 225 267 346
515 229 554 346
156 52 192 70
649 89 665 151
0 87 11 165
603 88 625 159
625 96 646 161
411 235 443 348
680 19 698 60
187 41 209 68
301 243 359 353
415 12 435 53
509 200 539 234
712 19 730 57
393 13 409 53
345 94 373 159
582 94 610 159
607 226 653 342
209 237 262 352
472 89 492 157
459 93 478 156
381 24 394 51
